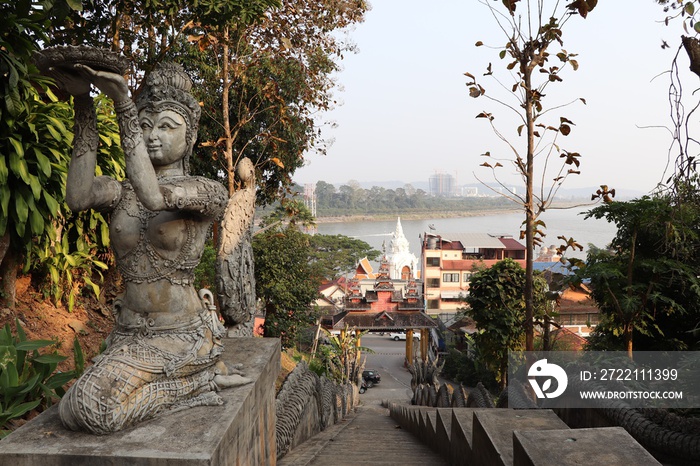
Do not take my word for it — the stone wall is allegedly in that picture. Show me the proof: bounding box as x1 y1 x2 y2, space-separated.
275 361 358 459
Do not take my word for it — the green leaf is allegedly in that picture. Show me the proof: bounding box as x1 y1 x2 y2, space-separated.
45 371 75 389
34 150 52 178
18 373 41 394
695 21 700 34
29 208 44 236
73 337 84 375
5 361 18 387
29 175 41 200
7 399 41 420
14 194 29 224
8 137 24 158
43 192 60 216
8 151 30 184
0 184 9 218
15 340 54 351
66 0 83 10
100 220 110 247
84 276 101 297
686 2 695 16
0 157 7 184
46 124 61 141
32 354 67 364
15 320 27 343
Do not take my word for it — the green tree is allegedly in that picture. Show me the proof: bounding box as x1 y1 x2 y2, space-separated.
465 0 600 351
47 0 364 206
308 234 380 280
577 194 700 356
184 0 368 205
465 258 549 389
252 224 321 348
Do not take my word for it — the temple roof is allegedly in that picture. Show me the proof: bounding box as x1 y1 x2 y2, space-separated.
332 310 437 330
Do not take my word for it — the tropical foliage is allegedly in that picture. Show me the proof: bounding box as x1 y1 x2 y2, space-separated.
465 259 549 389
0 0 121 309
0 320 84 438
574 191 700 356
316 326 368 385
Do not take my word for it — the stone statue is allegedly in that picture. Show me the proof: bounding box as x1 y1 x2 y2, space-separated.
217 157 257 336
35 46 251 434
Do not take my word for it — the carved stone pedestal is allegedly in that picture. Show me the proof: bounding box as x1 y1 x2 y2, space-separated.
0 338 280 466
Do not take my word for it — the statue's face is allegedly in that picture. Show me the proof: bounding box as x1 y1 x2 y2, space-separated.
139 109 188 167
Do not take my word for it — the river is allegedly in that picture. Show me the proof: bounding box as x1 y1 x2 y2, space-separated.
315 207 616 263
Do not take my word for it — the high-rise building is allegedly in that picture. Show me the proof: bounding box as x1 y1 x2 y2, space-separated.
428 172 455 197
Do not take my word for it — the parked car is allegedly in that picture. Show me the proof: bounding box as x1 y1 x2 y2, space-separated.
362 370 381 387
388 331 421 341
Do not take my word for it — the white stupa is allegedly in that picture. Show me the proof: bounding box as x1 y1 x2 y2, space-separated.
387 217 418 280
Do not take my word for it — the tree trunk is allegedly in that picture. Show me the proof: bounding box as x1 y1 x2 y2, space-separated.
542 314 551 351
222 32 235 196
682 36 700 79
524 62 536 352
625 325 633 360
0 236 18 309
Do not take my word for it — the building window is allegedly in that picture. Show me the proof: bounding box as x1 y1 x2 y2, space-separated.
443 273 459 283
463 272 472 282
427 299 439 310
427 278 440 288
426 257 440 267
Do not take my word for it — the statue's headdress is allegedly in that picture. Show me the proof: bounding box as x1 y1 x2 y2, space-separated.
135 63 200 173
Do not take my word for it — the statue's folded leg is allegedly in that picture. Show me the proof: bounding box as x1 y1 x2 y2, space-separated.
60 353 218 435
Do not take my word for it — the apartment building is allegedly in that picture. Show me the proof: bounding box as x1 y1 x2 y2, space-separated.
421 232 526 317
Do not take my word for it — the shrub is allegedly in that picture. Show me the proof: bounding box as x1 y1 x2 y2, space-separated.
0 320 83 438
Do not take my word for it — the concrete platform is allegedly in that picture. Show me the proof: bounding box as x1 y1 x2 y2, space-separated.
513 426 662 466
0 338 280 466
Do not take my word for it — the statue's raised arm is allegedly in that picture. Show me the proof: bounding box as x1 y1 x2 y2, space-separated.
34 47 127 212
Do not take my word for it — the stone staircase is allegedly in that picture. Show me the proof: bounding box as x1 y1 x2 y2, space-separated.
387 402 663 465
278 402 447 465
279 398 665 465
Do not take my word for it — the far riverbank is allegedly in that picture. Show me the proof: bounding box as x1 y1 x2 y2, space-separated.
313 209 520 224
313 201 594 224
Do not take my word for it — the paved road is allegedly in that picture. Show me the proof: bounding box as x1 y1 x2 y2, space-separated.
359 333 415 403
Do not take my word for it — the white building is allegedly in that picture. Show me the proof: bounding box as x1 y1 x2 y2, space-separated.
386 217 419 280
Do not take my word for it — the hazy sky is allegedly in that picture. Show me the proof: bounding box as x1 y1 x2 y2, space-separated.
293 1 696 195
